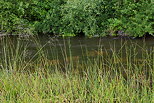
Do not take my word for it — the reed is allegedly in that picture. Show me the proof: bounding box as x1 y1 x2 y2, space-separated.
0 37 153 103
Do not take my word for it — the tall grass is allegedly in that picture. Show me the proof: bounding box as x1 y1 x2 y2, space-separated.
0 37 153 102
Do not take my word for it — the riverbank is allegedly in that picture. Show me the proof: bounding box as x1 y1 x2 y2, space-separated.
0 37 153 102
0 67 153 102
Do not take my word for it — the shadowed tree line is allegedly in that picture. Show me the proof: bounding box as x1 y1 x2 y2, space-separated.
0 0 153 37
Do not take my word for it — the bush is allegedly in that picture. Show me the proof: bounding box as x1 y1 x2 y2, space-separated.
31 0 65 34
119 1 154 37
61 0 116 36
0 0 33 34
0 0 153 37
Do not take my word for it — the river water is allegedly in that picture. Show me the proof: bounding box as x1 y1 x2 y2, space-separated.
0 35 154 62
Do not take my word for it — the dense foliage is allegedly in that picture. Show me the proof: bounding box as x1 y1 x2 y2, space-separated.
0 0 153 37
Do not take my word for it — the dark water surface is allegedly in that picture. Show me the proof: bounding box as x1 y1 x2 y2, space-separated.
0 35 153 89
0 35 154 61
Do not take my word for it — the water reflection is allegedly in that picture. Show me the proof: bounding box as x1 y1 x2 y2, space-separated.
0 35 154 61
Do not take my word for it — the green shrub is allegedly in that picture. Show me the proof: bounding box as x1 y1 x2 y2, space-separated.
0 0 153 37
61 0 116 36
31 0 65 34
118 1 154 37
0 0 34 34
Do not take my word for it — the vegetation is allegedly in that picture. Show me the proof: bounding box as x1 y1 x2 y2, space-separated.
0 37 153 102
0 0 153 37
